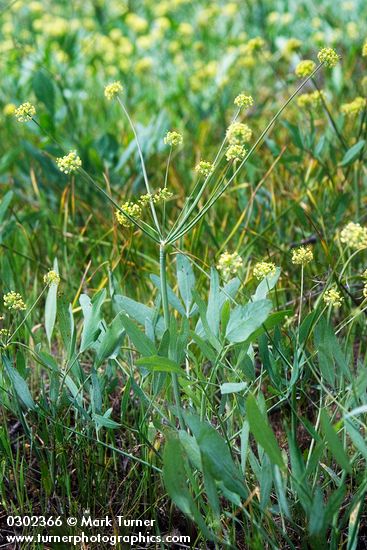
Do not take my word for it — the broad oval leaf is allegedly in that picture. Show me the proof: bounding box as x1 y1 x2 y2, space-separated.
226 300 272 343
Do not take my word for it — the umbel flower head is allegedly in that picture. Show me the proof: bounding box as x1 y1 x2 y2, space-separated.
3 291 26 311
225 144 247 162
217 251 243 278
291 246 314 266
226 122 252 145
115 201 142 228
164 131 183 146
14 102 36 122
152 188 173 203
253 261 277 280
323 288 343 308
341 97 366 117
44 270 60 286
317 47 339 68
56 150 82 174
295 59 316 78
104 81 123 100
234 93 254 109
195 160 214 177
340 222 367 250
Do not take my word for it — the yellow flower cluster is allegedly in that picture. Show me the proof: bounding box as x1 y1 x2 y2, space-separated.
43 270 60 286
104 81 123 100
340 222 367 250
323 288 343 307
295 59 316 78
297 90 325 108
234 93 254 109
14 102 36 122
341 97 366 116
195 161 214 177
217 251 243 278
317 47 339 67
225 144 247 162
253 261 277 280
291 246 314 265
362 39 367 57
164 131 183 146
116 188 173 228
56 150 82 174
226 122 252 145
140 188 173 205
115 201 142 228
3 291 26 311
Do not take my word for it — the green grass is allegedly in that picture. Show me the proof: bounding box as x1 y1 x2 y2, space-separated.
1 1 367 548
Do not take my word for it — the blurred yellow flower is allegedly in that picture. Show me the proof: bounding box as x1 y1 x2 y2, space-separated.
217 251 243 278
3 291 26 311
195 161 214 177
56 151 82 174
43 270 60 286
3 103 16 116
14 102 36 122
253 261 277 280
226 122 252 145
317 47 339 67
234 93 254 109
341 97 366 116
225 144 247 162
295 60 316 78
340 222 367 250
291 246 313 265
323 288 343 307
164 131 183 146
104 81 123 100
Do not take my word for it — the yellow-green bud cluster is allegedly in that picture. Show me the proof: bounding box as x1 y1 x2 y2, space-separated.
323 288 343 307
225 144 247 162
291 246 314 266
56 150 82 174
234 93 254 109
317 47 339 68
44 270 60 286
151 188 173 203
226 122 252 145
341 97 366 117
3 291 26 311
115 201 142 228
253 261 277 280
195 161 214 177
104 81 123 100
295 60 316 78
217 251 243 278
340 222 367 250
164 131 183 146
0 328 10 339
14 102 36 122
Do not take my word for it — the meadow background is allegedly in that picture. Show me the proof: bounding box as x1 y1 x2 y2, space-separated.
1 0 367 548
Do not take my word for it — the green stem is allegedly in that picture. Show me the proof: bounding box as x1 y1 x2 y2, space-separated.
159 243 185 429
